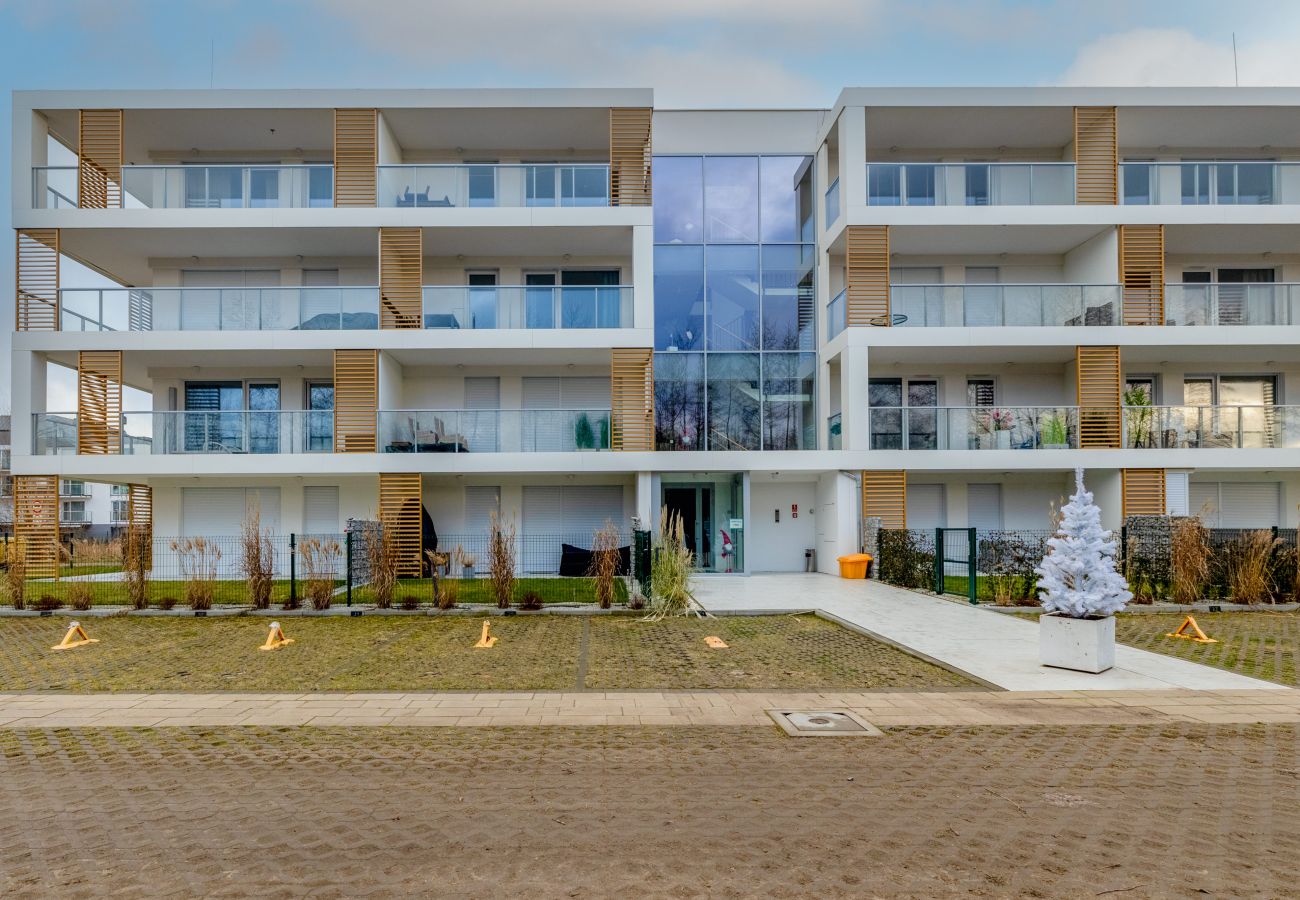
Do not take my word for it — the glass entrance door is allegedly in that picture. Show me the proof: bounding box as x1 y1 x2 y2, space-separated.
663 484 715 571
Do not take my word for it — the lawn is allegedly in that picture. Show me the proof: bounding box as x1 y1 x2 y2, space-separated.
349 576 627 607
1116 610 1300 686
0 614 974 693
19 579 336 608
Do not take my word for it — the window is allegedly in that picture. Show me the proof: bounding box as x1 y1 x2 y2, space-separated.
306 381 334 452
707 354 761 451
654 353 705 451
61 500 86 523
653 157 704 243
704 157 759 243
967 380 995 407
111 499 128 522
466 162 497 207
654 245 705 351
184 381 280 453
869 378 937 450
706 245 760 350
466 271 498 329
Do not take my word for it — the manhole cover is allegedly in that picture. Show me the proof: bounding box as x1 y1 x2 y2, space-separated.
767 709 883 737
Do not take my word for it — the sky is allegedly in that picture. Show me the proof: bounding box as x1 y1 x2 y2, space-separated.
4 0 1300 409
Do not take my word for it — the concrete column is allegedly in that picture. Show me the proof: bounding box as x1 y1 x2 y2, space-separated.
1088 468 1124 532
11 351 46 457
634 471 654 530
837 106 867 214
840 344 870 450
631 224 654 331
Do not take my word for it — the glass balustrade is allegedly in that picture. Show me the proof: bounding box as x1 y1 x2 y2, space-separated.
116 165 333 209
377 410 613 453
889 284 1121 327
1164 283 1300 326
1121 161 1300 205
422 285 632 329
377 164 610 208
866 162 1075 206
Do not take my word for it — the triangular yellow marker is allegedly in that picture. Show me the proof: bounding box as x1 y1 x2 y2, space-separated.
259 621 295 651
1166 615 1218 644
704 636 728 649
474 620 498 648
51 621 98 651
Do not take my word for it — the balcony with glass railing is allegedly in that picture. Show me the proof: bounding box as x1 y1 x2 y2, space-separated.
868 407 1080 450
889 284 1122 327
124 165 333 209
1121 161 1300 205
31 166 79 208
33 412 331 455
378 410 612 453
60 508 91 524
866 162 1075 206
827 413 842 450
1164 283 1300 327
1124 405 1300 449
824 177 840 225
422 286 632 329
377 164 610 208
827 289 846 339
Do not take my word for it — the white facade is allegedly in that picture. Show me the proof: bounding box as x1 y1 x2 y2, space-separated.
11 87 1300 574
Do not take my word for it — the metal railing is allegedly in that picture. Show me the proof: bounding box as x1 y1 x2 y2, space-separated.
377 164 610 208
31 166 80 208
824 177 840 225
1124 405 1300 449
1164 283 1300 327
827 289 846 339
866 162 1075 206
890 284 1121 326
422 285 633 329
1121 161 1300 205
827 413 842 450
119 164 334 209
378 409 613 453
868 407 1080 450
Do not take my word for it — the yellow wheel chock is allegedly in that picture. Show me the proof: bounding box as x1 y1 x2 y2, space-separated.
1166 615 1218 644
703 636 729 649
473 619 498 648
51 621 99 651
259 621 295 651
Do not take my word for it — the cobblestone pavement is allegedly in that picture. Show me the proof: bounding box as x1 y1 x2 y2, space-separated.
1 688 1298 728
2 724 1297 898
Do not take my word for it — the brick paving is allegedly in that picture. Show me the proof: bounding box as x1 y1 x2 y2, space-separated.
1 687 1297 728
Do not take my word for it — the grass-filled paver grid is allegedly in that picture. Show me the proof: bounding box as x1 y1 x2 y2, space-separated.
1116 610 1300 686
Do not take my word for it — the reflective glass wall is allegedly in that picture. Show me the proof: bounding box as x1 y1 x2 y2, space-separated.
653 156 816 451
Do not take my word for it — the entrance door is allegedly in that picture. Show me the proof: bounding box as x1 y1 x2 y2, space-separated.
663 485 714 571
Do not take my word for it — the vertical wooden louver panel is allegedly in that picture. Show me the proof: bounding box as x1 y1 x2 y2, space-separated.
333 349 378 452
15 229 60 331
861 470 907 530
609 108 652 207
77 350 123 455
611 348 654 451
334 108 378 207
78 109 123 209
1119 224 1165 326
1073 106 1118 205
15 475 60 579
127 484 153 571
1076 345 1122 448
379 472 423 576
845 226 890 326
1122 469 1166 518
379 227 423 328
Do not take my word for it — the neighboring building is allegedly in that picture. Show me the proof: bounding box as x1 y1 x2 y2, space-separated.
9 88 1300 576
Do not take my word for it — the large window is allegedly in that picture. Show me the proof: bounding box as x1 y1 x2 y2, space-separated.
653 155 817 449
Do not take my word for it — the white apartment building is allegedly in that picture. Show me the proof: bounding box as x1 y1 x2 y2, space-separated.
9 87 1300 577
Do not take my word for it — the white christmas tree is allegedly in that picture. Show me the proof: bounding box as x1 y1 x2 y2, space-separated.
1035 468 1133 618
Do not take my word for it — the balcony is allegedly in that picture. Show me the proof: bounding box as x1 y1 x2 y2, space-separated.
32 166 78 208
827 289 846 339
824 177 840 225
827 413 842 450
1121 161 1300 205
866 163 1075 206
33 164 334 209
378 410 612 453
60 483 91 497
422 286 632 330
1164 283 1300 327
890 284 1120 327
1125 406 1300 449
33 412 330 455
60 509 91 525
376 164 610 208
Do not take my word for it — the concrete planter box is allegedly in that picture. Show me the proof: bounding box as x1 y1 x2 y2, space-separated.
1039 613 1115 673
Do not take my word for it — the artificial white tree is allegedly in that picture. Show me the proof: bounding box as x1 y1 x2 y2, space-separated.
1035 468 1133 618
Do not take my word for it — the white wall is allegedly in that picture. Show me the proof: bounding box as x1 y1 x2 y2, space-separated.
1062 228 1119 283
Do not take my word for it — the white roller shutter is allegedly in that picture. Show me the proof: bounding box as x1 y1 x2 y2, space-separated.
464 486 500 532
1165 472 1189 517
1190 483 1218 524
1221 483 1280 528
967 484 1002 532
906 483 946 530
521 484 624 572
522 377 561 409
303 486 339 535
463 377 500 409
561 377 610 409
182 487 281 535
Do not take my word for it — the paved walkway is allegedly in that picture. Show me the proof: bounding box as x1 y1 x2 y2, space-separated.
694 574 1289 692
1 689 1298 728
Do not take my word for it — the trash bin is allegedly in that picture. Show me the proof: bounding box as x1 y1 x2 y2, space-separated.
804 548 816 572
836 553 872 579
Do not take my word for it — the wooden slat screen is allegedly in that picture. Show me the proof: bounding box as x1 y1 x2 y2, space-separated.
334 108 378 207
611 348 654 451
1119 224 1165 326
861 470 907 530
609 108 652 207
334 349 378 452
15 475 60 579
127 484 153 571
78 109 123 209
379 472 423 576
1073 106 1118 205
1077 345 1122 448
77 350 123 454
379 227 423 328
846 226 890 326
16 228 59 331
1122 469 1166 517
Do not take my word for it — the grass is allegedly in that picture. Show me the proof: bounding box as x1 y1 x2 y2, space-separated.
21 579 339 607
349 576 627 607
0 614 974 693
1116 610 1300 686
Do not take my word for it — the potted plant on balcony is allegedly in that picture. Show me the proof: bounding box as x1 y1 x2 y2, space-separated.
574 413 596 450
990 408 1015 449
1034 468 1133 673
1039 413 1069 449
1123 386 1155 448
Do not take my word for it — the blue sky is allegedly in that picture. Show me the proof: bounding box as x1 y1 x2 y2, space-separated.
4 0 1300 404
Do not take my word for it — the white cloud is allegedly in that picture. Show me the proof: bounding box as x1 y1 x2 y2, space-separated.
1059 27 1300 86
